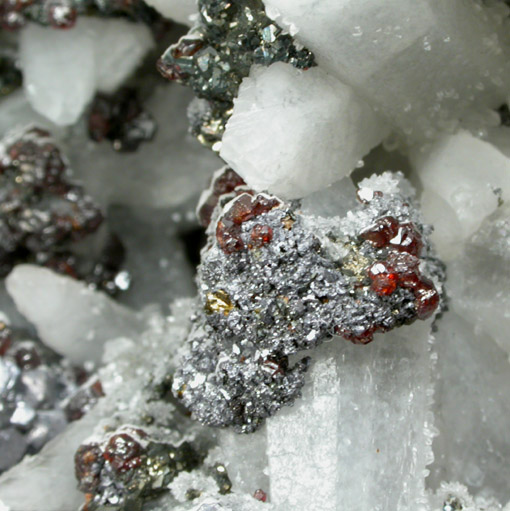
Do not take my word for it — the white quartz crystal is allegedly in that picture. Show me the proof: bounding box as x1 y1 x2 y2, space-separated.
220 63 389 199
144 0 197 25
5 265 144 365
19 18 153 126
266 319 435 511
264 0 510 141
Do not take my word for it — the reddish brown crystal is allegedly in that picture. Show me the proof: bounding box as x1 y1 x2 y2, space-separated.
171 37 205 58
103 433 143 472
0 323 11 356
360 216 399 248
75 443 104 493
14 345 41 369
250 224 273 248
388 223 423 256
216 193 281 254
414 277 440 319
253 489 267 502
198 168 246 227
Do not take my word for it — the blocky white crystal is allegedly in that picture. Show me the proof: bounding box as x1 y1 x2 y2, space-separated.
430 311 510 503
264 0 510 141
266 319 435 511
19 19 153 126
412 130 510 259
5 265 144 365
144 0 197 25
220 62 388 199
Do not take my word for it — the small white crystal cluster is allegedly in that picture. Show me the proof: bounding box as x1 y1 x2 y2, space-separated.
0 0 510 511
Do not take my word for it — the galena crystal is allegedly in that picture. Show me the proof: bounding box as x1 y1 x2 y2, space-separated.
0 321 100 472
172 170 443 432
157 0 315 149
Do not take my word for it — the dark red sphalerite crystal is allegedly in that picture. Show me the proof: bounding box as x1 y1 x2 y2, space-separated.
368 263 398 296
64 378 105 422
216 193 281 254
388 222 423 256
253 489 267 502
75 443 104 493
198 167 247 227
360 216 399 248
413 277 440 319
103 432 143 472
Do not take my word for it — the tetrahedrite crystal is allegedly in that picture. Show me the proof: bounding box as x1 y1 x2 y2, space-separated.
157 0 315 149
172 171 443 432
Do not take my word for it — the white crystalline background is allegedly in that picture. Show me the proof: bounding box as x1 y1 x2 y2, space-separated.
2 0 510 510
220 62 389 198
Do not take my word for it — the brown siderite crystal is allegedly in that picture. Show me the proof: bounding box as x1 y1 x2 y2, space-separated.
413 277 440 319
0 323 11 356
388 222 423 256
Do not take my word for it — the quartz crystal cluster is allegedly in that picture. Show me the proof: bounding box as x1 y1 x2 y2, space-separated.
1 0 510 510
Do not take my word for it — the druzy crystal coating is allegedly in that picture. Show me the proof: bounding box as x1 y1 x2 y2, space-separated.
157 0 315 149
173 174 443 432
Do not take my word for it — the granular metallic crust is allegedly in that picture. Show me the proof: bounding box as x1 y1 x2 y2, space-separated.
158 0 315 150
173 175 443 433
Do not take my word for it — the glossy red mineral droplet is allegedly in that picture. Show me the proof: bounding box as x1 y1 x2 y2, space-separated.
371 272 398 296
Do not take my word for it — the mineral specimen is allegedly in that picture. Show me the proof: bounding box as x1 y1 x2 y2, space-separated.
0 0 161 31
173 171 443 432
75 425 203 511
157 0 315 150
88 87 157 152
0 321 98 472
0 127 126 294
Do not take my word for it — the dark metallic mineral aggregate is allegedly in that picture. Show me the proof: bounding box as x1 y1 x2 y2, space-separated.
158 0 315 150
75 425 203 511
0 321 98 472
173 172 443 433
0 127 127 294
